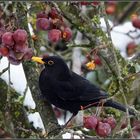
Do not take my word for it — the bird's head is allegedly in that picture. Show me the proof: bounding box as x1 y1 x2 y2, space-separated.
31 56 71 79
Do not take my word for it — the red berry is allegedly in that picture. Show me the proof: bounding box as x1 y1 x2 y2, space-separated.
9 49 18 59
48 8 59 19
48 29 61 43
132 18 140 29
94 55 102 66
8 50 21 65
91 2 100 6
80 2 90 6
96 122 111 137
14 52 25 60
62 27 72 41
36 18 50 31
127 42 137 50
103 117 116 129
0 47 9 56
2 32 14 46
36 11 48 19
14 43 28 52
121 122 127 129
83 115 98 130
8 56 21 65
13 29 27 45
50 19 65 30
126 42 137 56
106 5 116 15
23 48 33 60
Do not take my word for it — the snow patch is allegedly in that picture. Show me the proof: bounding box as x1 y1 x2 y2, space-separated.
28 112 45 130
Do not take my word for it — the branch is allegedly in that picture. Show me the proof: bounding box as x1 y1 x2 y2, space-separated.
101 2 134 136
14 2 61 137
0 66 9 76
51 2 96 45
0 78 32 138
52 2 118 77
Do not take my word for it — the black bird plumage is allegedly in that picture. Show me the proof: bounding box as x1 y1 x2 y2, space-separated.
38 56 134 118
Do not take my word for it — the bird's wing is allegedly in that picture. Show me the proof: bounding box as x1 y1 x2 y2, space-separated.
55 79 80 100
79 83 108 101
72 72 108 101
55 72 108 101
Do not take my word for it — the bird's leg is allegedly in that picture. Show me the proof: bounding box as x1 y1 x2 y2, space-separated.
80 101 100 110
62 113 77 129
96 99 105 116
63 110 67 123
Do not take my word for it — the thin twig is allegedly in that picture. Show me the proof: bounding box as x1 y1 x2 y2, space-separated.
0 67 9 76
123 71 140 81
22 83 28 100
52 2 96 44
15 126 32 133
112 29 140 40
8 62 12 85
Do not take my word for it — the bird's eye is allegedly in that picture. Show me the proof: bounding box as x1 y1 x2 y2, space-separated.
48 60 54 65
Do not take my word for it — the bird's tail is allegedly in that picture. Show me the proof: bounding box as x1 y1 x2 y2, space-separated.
104 100 135 116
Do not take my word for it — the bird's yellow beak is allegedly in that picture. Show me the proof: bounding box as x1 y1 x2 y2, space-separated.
31 56 45 64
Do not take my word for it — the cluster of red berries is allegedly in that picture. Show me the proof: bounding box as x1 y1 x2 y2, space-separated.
126 42 137 57
0 29 33 65
83 115 116 137
105 1 117 15
36 7 72 43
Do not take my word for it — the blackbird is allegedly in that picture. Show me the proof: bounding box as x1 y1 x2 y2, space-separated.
32 56 135 125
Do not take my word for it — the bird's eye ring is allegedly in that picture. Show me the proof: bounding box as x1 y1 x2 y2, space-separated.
48 60 54 65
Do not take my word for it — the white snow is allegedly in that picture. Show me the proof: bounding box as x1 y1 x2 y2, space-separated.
0 57 36 109
40 46 47 52
74 31 83 45
111 31 133 58
100 18 140 58
28 112 45 132
73 135 81 139
62 132 71 139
